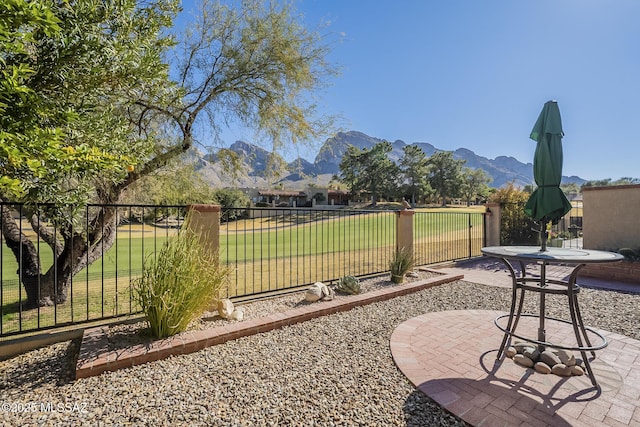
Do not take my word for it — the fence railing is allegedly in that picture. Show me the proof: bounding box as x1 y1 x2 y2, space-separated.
0 202 185 339
221 207 399 298
413 211 485 265
1 203 485 338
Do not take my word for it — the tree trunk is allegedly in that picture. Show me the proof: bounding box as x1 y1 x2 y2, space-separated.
1 204 118 307
1 205 42 307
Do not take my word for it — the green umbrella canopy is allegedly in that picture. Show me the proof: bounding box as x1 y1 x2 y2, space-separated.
524 100 572 224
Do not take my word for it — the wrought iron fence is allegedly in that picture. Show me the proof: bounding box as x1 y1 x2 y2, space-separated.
2 203 486 338
0 202 185 339
220 207 397 298
413 211 485 265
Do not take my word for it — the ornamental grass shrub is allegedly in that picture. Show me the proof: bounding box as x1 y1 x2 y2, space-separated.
132 219 229 339
389 247 415 283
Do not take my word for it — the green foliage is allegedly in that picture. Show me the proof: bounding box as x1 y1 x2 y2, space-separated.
336 141 400 206
461 167 492 205
335 275 361 295
399 145 432 205
214 189 250 222
427 151 466 206
176 0 337 152
582 177 640 188
1 0 337 305
1 0 178 205
313 192 326 202
132 222 229 339
489 183 538 245
122 160 216 206
389 247 415 283
618 248 640 262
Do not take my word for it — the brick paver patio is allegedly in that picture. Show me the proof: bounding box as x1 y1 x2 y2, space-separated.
390 309 640 426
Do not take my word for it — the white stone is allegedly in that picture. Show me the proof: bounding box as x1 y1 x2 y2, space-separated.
571 365 584 376
217 299 234 319
505 347 517 358
229 308 244 321
513 354 534 368
305 282 326 302
551 363 572 377
534 362 551 374
320 285 335 301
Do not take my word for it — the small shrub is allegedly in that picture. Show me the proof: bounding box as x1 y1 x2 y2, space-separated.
132 218 229 339
336 275 361 295
389 247 415 283
618 248 640 262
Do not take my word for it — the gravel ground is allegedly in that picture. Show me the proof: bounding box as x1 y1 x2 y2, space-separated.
1 278 638 427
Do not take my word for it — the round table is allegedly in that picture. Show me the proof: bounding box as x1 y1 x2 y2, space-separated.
481 246 624 387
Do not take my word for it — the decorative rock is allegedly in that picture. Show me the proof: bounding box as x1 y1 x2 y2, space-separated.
305 282 326 302
513 354 534 368
540 350 561 367
505 347 517 358
217 299 234 319
523 348 540 362
571 365 584 376
407 271 420 278
554 349 576 366
534 362 552 374
551 363 572 377
514 342 534 354
229 308 244 321
321 285 335 301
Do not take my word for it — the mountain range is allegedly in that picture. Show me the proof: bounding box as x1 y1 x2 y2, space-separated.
194 130 586 189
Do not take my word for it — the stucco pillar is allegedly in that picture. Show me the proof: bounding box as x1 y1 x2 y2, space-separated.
396 209 415 251
186 204 221 257
483 203 501 247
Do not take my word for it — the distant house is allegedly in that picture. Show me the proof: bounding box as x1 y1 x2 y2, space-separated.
258 190 308 206
327 189 350 206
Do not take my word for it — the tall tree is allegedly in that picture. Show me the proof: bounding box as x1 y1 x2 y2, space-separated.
0 0 337 307
427 151 465 206
461 167 492 206
399 145 432 206
336 141 399 206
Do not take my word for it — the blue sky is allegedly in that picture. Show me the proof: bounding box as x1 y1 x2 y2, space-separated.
179 0 639 181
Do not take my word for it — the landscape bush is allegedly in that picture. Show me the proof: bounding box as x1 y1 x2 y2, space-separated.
618 247 640 262
335 275 361 295
489 183 538 245
389 247 415 283
132 218 229 338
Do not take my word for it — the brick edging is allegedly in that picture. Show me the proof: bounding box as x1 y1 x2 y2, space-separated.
76 272 463 379
580 261 640 284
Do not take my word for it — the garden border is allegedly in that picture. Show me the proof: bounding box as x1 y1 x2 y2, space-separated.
76 269 463 379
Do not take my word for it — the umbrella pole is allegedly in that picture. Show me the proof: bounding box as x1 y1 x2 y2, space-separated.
540 219 548 252
538 261 547 352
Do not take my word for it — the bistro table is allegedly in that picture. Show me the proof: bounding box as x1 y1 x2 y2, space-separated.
481 245 624 386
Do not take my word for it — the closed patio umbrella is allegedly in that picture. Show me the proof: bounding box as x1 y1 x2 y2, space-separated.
524 100 572 251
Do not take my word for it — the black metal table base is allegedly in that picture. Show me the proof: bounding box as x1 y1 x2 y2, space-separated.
494 258 608 387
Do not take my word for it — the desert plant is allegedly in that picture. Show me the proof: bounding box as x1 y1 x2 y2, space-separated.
132 218 229 338
618 248 640 262
336 275 361 295
389 247 415 283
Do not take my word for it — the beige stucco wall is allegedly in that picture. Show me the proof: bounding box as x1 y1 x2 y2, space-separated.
483 203 501 247
582 184 640 250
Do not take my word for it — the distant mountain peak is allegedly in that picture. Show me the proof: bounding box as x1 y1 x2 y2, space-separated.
196 130 585 189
